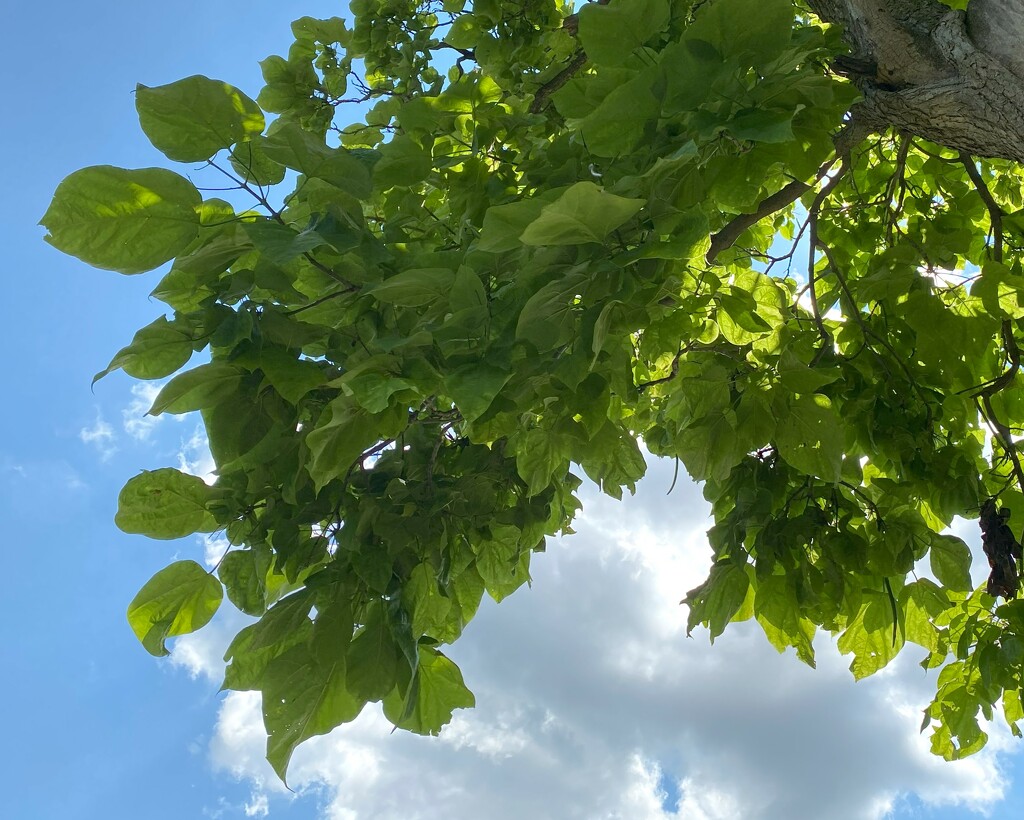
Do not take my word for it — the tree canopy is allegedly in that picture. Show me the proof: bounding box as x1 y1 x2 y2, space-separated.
41 0 1024 776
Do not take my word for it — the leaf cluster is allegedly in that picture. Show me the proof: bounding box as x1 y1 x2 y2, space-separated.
41 0 1024 772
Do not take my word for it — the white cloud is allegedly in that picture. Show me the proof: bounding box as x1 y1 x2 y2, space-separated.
194 456 1018 819
202 534 231 569
244 793 270 818
171 604 252 682
178 425 218 484
122 382 166 441
79 412 117 460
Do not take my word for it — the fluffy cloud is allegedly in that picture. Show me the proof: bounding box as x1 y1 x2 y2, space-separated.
183 456 1016 819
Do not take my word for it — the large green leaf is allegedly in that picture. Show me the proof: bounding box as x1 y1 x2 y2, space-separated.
837 590 904 679
346 601 402 701
382 646 475 734
686 0 794 68
136 75 265 162
263 642 364 781
373 135 432 190
930 534 974 592
259 123 372 199
520 183 645 245
127 560 223 656
218 549 269 616
755 574 816 666
370 268 456 307
685 562 750 641
578 0 670 67
775 394 844 482
115 468 216 539
148 363 246 415
41 166 201 274
402 563 453 639
93 316 195 383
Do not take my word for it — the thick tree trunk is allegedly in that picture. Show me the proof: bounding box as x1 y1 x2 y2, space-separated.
806 0 1024 162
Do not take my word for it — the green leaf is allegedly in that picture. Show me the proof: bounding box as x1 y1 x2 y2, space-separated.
519 182 645 246
515 271 589 352
127 560 223 656
373 135 432 190
775 394 844 482
727 107 798 144
346 601 402 701
229 139 287 186
578 0 670 67
259 348 325 404
41 166 201 274
930 534 974 592
403 563 453 639
477 190 563 253
755 574 816 666
304 400 402 490
218 549 269 616
515 428 567 496
382 647 475 734
247 590 316 652
777 349 840 393
685 562 750 641
577 71 661 157
445 363 509 422
115 468 216 539
674 411 746 483
244 220 328 265
223 619 312 692
687 0 794 68
837 590 904 679
260 123 372 199
263 641 364 782
94 316 195 383
370 268 456 307
148 363 245 415
136 75 265 162
901 578 949 652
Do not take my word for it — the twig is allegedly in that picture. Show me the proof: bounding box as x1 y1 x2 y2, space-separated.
529 0 612 114
806 161 848 346
637 349 684 392
529 50 588 114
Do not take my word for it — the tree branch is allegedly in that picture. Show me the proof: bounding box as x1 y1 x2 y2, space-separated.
529 0 612 114
706 159 838 265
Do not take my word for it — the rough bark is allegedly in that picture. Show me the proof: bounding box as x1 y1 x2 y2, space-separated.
806 0 1024 162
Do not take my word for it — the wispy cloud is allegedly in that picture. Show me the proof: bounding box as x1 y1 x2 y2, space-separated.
79 412 117 460
122 382 166 441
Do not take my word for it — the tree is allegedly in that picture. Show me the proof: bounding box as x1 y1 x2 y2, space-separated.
39 0 1024 777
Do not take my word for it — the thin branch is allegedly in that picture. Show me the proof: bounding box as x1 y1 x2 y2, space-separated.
805 160 848 346
283 286 357 316
959 152 1003 263
637 349 684 392
529 50 588 114
706 158 839 265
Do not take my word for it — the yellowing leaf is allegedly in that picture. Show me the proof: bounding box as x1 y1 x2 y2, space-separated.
127 560 222 656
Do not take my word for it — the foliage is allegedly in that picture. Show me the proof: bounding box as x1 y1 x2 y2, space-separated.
41 0 1024 774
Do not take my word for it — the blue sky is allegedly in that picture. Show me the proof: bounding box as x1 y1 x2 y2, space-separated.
3 3 1022 819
